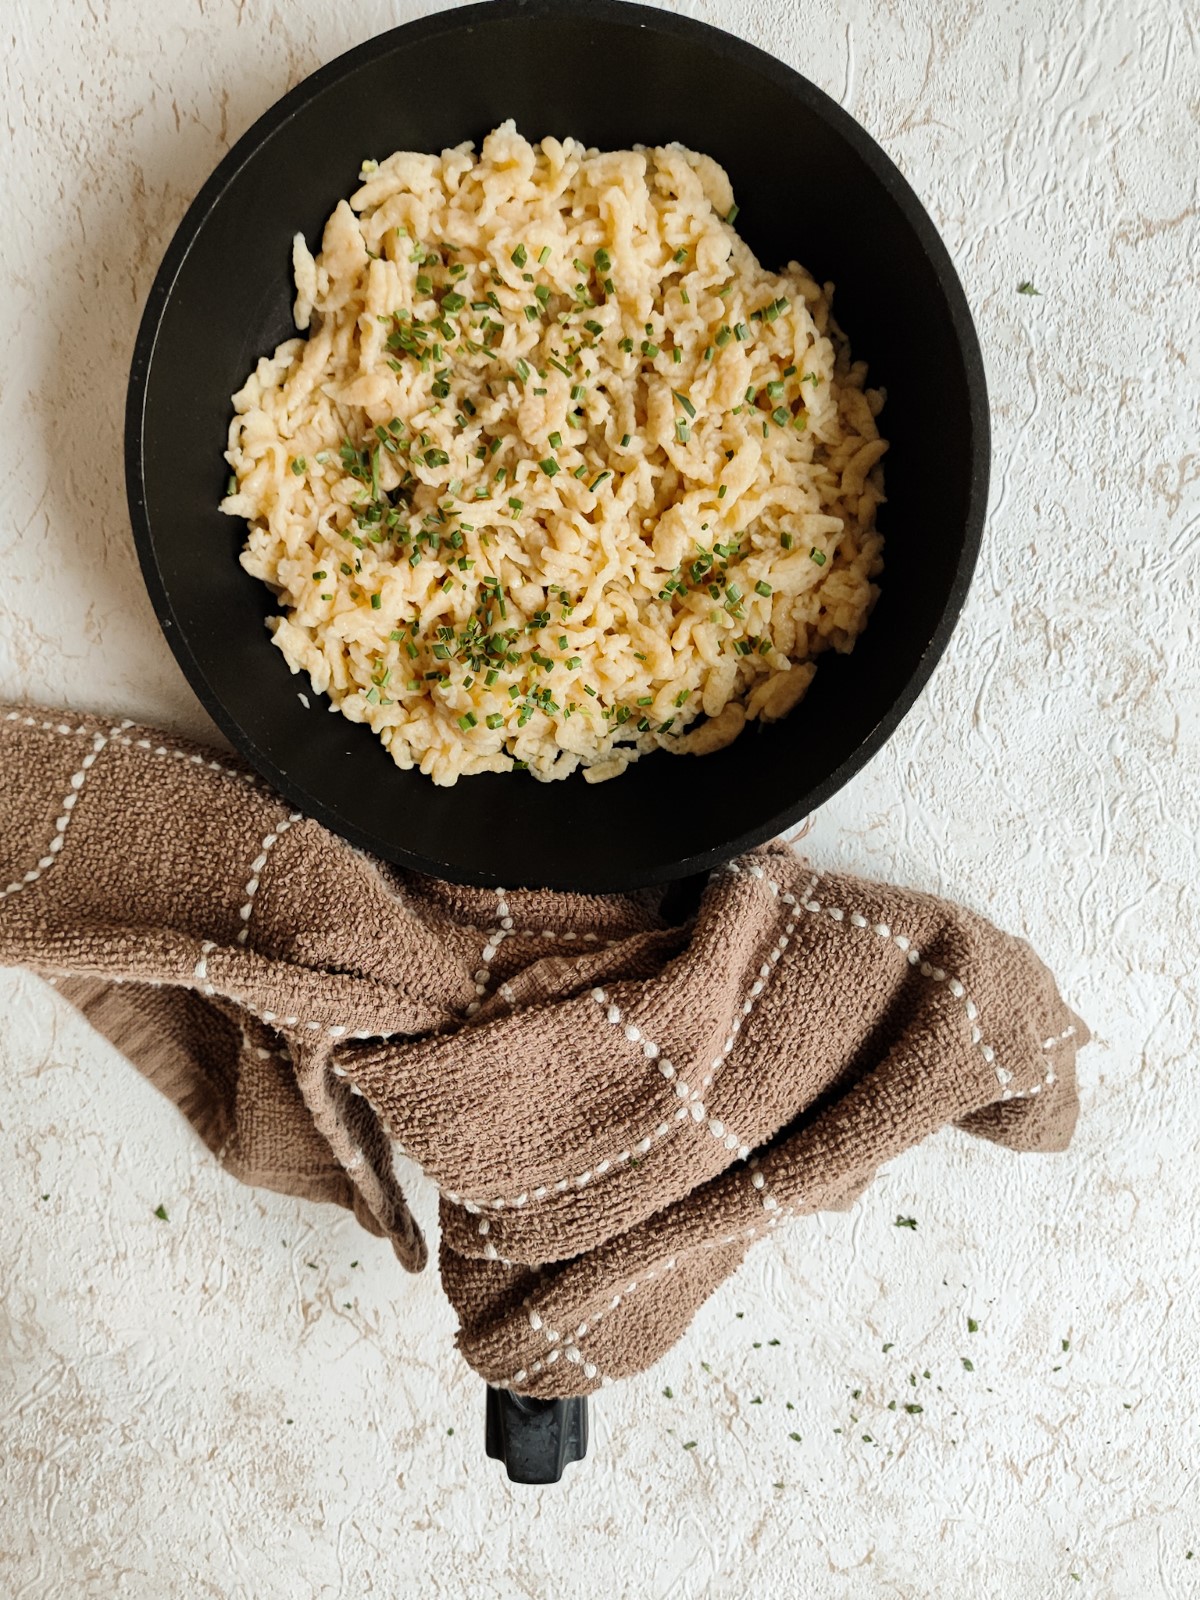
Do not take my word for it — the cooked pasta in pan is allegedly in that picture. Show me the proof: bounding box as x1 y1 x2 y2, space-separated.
222 123 886 785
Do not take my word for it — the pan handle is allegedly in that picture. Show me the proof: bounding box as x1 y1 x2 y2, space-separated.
485 1387 589 1484
481 872 707 1482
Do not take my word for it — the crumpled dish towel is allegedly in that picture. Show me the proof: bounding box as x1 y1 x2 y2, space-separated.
0 706 1086 1395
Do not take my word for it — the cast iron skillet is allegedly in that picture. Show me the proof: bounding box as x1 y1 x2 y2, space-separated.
126 0 988 894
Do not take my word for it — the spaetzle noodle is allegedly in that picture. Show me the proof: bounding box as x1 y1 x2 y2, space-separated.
221 123 886 785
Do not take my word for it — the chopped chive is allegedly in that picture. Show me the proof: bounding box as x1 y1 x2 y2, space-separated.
676 420 690 443
734 322 749 341
618 336 634 353
641 340 659 357
566 656 582 669
515 358 530 382
312 570 326 580
441 291 466 313
370 592 382 609
715 325 732 347
534 283 551 303
540 458 560 477
594 248 611 272
538 246 551 264
589 470 612 490
548 431 562 449
457 712 477 731
781 531 793 549
572 462 588 478
680 288 690 304
583 684 597 696
524 305 540 322
424 448 449 468
755 580 773 597
767 381 785 399
620 433 631 448
485 713 504 729
726 583 743 602
772 406 790 427
508 497 524 513
571 383 586 401
584 319 603 336
810 547 827 566
511 243 528 268
725 203 739 224
783 364 797 377
703 346 713 361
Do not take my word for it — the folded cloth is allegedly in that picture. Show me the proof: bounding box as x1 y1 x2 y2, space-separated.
0 707 1086 1394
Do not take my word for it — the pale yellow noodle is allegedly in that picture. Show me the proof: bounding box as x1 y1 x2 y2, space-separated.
221 123 886 786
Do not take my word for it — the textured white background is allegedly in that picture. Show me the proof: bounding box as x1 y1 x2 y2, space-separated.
2 0 1198 1594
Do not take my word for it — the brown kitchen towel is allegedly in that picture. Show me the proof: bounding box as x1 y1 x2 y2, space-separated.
0 707 1086 1395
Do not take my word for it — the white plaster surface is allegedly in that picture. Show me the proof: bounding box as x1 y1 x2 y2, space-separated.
1 0 1198 1594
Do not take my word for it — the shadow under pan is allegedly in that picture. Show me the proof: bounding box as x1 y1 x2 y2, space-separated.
126 0 988 892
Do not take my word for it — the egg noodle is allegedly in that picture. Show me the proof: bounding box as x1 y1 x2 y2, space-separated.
221 124 886 785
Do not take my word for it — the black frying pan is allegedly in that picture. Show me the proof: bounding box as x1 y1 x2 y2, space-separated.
126 0 987 896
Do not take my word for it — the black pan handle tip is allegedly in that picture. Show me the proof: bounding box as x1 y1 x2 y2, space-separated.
485 1386 589 1484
